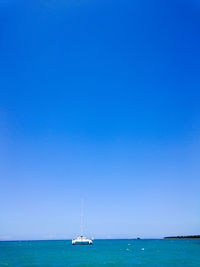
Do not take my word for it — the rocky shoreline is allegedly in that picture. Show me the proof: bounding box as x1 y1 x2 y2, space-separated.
164 235 200 239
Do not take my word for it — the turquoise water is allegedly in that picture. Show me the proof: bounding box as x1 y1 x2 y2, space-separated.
0 239 200 266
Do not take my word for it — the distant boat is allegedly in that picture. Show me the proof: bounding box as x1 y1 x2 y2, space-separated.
72 199 93 245
72 236 92 245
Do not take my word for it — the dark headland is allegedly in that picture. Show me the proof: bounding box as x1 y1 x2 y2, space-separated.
164 235 200 239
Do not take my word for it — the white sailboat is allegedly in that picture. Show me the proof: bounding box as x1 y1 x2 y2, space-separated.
72 199 93 245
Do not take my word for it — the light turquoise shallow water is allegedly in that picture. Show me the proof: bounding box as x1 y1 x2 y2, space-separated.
0 239 200 266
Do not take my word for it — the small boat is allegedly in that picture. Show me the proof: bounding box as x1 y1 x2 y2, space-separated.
72 236 92 245
72 199 93 245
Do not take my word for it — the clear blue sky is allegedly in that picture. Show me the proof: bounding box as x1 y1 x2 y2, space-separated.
0 0 200 240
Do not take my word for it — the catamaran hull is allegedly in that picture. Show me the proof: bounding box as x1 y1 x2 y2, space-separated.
72 241 92 245
72 238 93 245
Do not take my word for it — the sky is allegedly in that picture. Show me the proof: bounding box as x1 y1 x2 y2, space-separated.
0 0 200 240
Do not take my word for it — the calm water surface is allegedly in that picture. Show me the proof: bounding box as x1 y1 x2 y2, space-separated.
0 239 200 266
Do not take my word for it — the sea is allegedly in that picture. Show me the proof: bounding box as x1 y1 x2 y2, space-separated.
0 239 199 266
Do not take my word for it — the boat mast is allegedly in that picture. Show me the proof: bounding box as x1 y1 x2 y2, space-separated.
81 198 84 236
